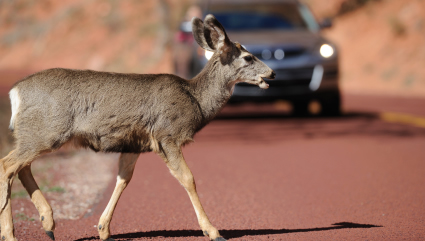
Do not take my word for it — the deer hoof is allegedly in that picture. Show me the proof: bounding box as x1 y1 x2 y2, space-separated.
214 237 227 241
44 231 55 240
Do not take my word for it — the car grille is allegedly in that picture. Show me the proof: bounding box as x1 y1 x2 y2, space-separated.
237 67 315 87
273 67 314 80
252 48 305 60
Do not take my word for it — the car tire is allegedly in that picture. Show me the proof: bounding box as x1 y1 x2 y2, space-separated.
292 101 310 116
320 93 341 116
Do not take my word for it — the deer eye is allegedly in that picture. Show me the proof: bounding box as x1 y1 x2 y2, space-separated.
243 55 253 62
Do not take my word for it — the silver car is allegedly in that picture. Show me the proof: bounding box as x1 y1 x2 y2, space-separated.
183 0 341 115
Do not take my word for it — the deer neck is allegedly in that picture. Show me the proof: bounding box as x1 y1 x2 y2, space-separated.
190 58 235 122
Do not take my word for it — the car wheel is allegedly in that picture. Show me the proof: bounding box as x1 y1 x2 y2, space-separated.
292 101 310 116
320 93 341 116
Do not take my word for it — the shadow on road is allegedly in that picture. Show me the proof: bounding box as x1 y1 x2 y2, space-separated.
194 111 425 145
217 111 375 120
75 222 382 240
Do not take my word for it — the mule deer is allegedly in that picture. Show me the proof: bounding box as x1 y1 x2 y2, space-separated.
0 15 275 241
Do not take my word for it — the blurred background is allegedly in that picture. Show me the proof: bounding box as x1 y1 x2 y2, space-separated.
1 1 425 238
0 0 424 96
1 0 424 154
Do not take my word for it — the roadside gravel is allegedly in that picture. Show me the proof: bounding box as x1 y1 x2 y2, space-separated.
11 149 118 221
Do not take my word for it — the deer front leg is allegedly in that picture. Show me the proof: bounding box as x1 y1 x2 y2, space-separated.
18 165 55 240
97 153 139 241
0 199 17 241
159 145 226 241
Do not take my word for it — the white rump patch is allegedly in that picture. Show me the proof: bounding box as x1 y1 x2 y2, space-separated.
9 88 21 130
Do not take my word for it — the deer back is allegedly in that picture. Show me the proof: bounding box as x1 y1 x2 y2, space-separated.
11 68 202 154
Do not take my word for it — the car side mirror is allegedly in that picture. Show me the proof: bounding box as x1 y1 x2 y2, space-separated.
320 18 333 29
180 21 192 33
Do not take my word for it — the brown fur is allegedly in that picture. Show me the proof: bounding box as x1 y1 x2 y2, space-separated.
0 14 274 241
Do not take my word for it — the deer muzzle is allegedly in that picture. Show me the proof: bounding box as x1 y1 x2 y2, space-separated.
258 77 269 89
258 71 275 89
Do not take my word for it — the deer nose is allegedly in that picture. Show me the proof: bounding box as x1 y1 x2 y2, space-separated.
269 71 276 80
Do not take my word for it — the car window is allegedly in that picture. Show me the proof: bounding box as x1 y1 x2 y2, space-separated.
210 3 315 31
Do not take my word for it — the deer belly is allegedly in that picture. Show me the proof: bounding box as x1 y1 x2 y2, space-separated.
72 132 152 153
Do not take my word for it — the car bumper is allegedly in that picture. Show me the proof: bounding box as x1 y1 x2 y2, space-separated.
230 63 339 102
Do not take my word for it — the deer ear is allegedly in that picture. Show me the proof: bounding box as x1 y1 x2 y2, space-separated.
192 17 214 52
203 14 232 54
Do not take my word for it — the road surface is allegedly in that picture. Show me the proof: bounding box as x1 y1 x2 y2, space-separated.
11 94 425 240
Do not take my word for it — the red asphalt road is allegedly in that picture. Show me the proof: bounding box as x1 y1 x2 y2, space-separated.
11 94 425 240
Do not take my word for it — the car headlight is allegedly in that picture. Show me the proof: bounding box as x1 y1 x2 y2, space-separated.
320 44 334 58
205 50 214 60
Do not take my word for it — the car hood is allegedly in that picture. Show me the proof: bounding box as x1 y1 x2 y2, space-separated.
227 30 324 50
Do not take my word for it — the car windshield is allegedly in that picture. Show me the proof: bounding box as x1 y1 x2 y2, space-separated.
210 3 319 32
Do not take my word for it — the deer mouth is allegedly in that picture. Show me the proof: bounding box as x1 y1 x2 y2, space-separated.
258 77 269 89
240 75 270 89
257 70 276 89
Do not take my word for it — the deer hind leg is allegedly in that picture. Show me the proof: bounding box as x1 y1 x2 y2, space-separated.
0 150 38 241
18 165 55 240
98 153 139 241
158 144 226 241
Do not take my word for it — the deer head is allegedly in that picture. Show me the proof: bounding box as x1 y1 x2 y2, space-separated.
192 14 275 89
